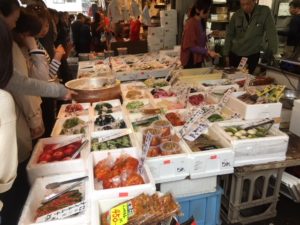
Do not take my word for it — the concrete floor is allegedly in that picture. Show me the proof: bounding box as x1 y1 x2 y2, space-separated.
223 193 300 225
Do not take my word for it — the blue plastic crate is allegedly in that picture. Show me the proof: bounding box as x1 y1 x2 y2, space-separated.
176 187 223 225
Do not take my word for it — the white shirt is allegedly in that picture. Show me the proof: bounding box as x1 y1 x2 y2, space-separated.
0 90 17 211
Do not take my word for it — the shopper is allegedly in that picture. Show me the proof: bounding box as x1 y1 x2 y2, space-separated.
180 0 220 69
224 0 278 74
0 15 18 225
71 13 85 55
91 12 104 52
282 0 300 57
141 0 151 31
130 16 141 41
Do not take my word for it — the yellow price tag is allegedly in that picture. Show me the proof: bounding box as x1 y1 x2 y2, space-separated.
110 203 128 225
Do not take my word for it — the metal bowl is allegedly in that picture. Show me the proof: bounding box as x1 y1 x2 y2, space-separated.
280 89 300 109
65 77 121 103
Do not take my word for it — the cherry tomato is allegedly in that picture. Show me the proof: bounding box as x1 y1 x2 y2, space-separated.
63 147 76 156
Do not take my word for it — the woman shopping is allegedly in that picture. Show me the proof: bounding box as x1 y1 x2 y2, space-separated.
180 0 219 69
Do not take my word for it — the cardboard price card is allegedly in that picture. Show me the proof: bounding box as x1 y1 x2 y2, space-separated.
184 123 209 142
179 108 206 137
237 57 248 70
36 201 86 223
110 203 129 225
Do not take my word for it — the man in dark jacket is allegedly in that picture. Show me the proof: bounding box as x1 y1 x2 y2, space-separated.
71 13 85 55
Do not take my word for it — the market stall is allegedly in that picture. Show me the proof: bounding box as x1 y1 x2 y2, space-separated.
18 51 300 225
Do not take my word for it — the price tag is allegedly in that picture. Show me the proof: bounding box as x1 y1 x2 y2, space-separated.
184 123 209 142
243 74 251 90
139 131 153 172
179 106 216 138
218 87 235 108
237 57 248 70
36 201 86 223
98 129 132 143
110 203 129 225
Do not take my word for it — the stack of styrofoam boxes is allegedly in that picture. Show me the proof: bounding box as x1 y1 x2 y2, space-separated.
289 99 300 136
160 9 177 49
147 27 164 52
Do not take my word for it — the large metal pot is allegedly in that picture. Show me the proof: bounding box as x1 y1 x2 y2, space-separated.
65 77 121 103
280 89 300 109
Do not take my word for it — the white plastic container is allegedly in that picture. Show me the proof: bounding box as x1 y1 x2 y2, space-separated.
92 99 122 116
226 92 282 120
212 121 289 167
90 128 138 151
57 103 91 119
183 128 234 179
51 115 91 137
27 135 90 185
18 172 90 225
135 132 190 183
88 149 156 200
158 176 217 198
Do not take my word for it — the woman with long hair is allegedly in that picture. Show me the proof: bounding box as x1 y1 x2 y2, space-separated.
180 0 220 68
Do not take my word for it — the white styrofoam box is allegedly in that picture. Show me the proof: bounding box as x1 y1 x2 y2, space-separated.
147 36 164 45
51 115 91 137
198 79 240 93
289 108 300 136
18 172 90 225
159 176 217 198
164 28 177 38
88 149 156 200
57 103 91 119
135 132 190 183
160 10 177 20
147 27 164 38
92 99 122 116
212 121 289 167
90 128 138 151
226 92 282 120
183 127 234 179
27 135 89 185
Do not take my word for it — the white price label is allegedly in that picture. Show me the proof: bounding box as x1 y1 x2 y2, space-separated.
237 57 248 70
218 87 235 108
243 75 251 90
139 132 153 172
98 129 132 143
169 70 180 85
184 123 209 142
36 201 86 223
179 106 216 138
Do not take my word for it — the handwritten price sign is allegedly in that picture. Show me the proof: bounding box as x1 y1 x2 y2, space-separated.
110 203 129 225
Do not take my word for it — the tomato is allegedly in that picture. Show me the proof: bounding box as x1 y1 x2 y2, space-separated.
63 147 76 156
38 153 53 163
52 150 65 161
43 144 56 152
122 173 144 186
